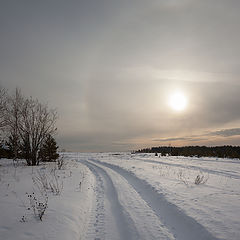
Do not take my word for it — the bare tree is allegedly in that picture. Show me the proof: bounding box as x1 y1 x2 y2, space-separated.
3 88 58 165
0 87 7 131
5 88 24 160
19 97 58 165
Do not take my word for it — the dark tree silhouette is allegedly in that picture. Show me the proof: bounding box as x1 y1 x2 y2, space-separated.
135 145 240 159
39 134 59 162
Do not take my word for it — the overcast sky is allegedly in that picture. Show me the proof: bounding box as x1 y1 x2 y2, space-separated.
1 0 240 152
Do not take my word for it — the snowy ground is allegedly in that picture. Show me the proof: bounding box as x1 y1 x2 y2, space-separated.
0 153 240 239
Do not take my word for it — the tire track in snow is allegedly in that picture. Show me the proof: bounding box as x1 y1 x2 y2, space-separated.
88 161 175 240
83 161 140 240
85 162 106 240
89 159 218 240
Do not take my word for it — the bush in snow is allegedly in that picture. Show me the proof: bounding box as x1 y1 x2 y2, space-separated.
27 192 48 221
32 170 49 195
49 169 63 195
56 155 67 170
32 169 63 195
194 173 209 185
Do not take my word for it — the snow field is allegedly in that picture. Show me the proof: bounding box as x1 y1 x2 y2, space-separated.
90 153 240 240
0 156 94 240
1 152 240 240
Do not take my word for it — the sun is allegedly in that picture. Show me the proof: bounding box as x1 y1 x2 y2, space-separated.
169 91 187 111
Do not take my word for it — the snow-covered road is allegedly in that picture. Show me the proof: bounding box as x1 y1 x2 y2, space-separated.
81 157 217 240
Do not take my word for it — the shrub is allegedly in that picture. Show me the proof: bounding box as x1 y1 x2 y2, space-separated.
27 192 48 221
194 173 209 185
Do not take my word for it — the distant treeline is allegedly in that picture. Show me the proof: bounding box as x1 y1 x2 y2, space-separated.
135 146 240 159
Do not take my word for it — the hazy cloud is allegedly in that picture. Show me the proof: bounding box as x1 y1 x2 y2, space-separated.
153 137 201 142
210 128 240 137
152 127 240 145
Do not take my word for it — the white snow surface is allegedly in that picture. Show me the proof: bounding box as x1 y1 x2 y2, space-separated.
0 152 240 240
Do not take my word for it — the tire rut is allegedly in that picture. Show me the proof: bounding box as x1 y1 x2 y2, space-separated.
89 159 218 240
88 161 175 240
85 162 106 240
83 161 139 240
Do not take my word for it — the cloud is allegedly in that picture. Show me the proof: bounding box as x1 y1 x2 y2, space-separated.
152 137 205 143
210 128 240 137
153 137 189 142
1 0 240 151
152 128 240 145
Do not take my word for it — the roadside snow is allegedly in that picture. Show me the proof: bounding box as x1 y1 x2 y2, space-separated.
0 154 94 240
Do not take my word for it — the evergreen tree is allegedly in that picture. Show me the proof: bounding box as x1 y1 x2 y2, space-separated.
0 140 11 158
20 133 31 165
6 133 21 159
39 134 59 162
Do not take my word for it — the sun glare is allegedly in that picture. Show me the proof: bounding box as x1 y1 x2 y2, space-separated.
169 91 187 111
